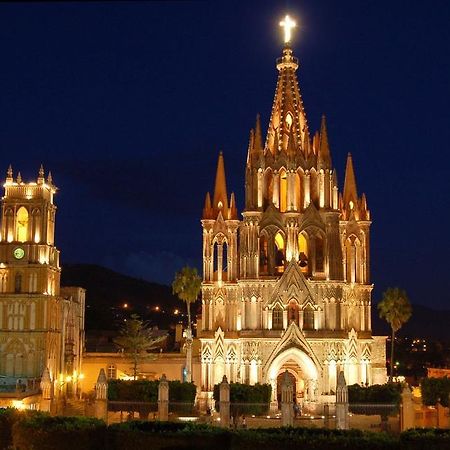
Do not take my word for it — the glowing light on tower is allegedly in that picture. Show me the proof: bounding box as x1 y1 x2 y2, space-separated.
279 14 296 44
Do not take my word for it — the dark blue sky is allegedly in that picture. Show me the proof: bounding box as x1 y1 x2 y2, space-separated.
0 1 449 309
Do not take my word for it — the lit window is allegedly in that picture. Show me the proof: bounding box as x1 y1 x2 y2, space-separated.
273 307 283 330
107 364 117 380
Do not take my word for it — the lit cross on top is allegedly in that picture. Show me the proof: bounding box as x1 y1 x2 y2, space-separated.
280 15 296 44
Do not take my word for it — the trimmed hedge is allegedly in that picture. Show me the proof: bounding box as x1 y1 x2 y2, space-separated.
213 382 271 415
348 383 402 404
3 412 450 450
400 428 450 450
108 379 196 403
12 415 106 450
421 377 450 407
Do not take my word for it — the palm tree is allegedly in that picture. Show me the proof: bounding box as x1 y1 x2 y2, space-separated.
377 288 412 381
172 266 201 382
172 266 202 332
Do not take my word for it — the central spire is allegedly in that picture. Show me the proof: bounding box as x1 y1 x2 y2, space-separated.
265 16 310 157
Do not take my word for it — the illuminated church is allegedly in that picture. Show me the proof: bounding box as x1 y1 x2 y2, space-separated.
198 17 387 405
0 166 85 401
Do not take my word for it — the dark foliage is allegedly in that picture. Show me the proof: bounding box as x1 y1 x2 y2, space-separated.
421 377 450 407
348 383 402 404
12 415 106 450
108 379 196 403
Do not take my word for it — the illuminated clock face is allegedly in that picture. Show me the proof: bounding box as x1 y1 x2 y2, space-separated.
13 248 25 260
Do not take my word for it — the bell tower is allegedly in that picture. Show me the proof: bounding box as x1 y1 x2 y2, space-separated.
0 166 65 384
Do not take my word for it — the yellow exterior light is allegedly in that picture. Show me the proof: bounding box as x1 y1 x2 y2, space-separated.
12 400 25 410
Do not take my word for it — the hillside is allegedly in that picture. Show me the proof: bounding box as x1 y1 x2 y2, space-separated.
61 264 450 341
61 264 185 330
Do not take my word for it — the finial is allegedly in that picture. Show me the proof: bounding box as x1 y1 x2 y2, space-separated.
6 165 13 180
47 171 53 184
38 164 45 184
17 172 22 184
280 14 296 44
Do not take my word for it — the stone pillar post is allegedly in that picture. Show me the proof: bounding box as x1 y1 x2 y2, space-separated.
281 370 294 427
335 371 349 430
400 385 415 431
185 327 193 383
158 374 169 421
94 368 108 422
40 367 53 413
219 375 230 427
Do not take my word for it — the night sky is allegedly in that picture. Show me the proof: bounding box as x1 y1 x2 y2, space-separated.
0 1 449 309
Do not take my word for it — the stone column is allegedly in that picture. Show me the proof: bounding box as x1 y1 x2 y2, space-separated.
40 367 53 413
400 385 415 431
94 369 108 422
335 371 349 430
280 370 294 427
158 374 169 421
219 375 230 427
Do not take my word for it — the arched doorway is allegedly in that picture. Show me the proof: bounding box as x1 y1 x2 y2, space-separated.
266 346 319 407
276 365 304 407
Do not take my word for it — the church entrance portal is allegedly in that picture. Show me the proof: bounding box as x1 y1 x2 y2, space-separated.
266 346 319 406
276 362 305 407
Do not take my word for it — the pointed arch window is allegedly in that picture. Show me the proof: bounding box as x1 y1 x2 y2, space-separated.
315 235 324 273
285 112 293 130
14 273 22 293
298 233 309 274
272 306 283 330
264 170 274 208
303 305 315 330
295 172 303 210
288 301 299 325
274 232 285 273
259 235 269 275
345 235 359 283
16 207 29 242
279 169 287 212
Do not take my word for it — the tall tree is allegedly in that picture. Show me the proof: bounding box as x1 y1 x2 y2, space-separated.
114 314 166 379
377 288 412 381
172 266 202 331
172 266 201 382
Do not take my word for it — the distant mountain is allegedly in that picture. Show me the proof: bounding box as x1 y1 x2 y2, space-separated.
62 264 450 341
61 264 183 330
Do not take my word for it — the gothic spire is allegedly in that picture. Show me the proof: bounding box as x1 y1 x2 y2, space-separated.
202 192 212 219
253 114 263 155
212 151 229 216
318 115 332 169
343 153 358 208
265 45 309 156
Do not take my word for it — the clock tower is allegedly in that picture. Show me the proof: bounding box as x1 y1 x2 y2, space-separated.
0 166 85 398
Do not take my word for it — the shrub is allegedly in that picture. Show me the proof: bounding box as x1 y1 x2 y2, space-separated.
348 383 402 404
0 408 46 450
108 379 196 403
400 428 450 450
12 415 106 450
421 377 450 407
213 382 272 416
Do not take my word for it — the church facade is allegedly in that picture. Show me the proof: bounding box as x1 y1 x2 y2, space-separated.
198 43 387 404
0 167 85 400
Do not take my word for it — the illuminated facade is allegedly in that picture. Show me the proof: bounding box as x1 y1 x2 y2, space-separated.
0 166 85 396
198 37 387 404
